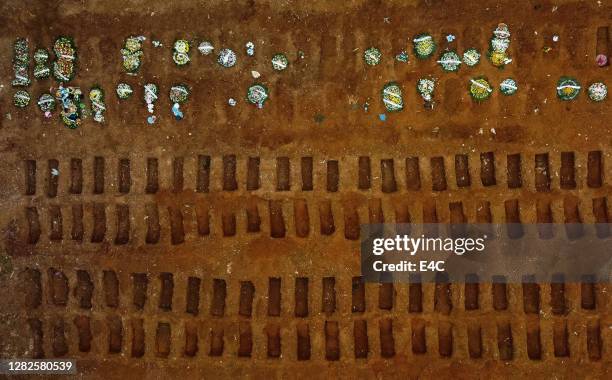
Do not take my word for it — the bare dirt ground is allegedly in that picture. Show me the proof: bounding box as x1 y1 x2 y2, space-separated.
0 0 610 378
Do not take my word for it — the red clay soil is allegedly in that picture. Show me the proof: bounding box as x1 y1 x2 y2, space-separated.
0 0 610 378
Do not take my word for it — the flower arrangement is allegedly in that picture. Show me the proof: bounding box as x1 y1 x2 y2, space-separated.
13 90 30 108
364 47 382 66
381 82 404 112
218 48 237 68
169 84 190 104
33 48 48 62
437 50 461 72
556 76 580 101
90 86 106 123
413 33 436 59
247 83 269 108
469 76 493 101
246 42 255 56
173 39 190 66
489 51 511 67
462 48 480 67
33 48 50 79
587 82 607 102
37 93 56 113
53 36 77 82
55 86 82 129
271 53 289 71
144 83 158 113
12 38 30 86
169 84 190 120
417 78 435 102
116 83 133 99
499 78 518 95
198 41 214 55
491 37 510 52
487 23 512 68
395 51 409 63
121 36 144 73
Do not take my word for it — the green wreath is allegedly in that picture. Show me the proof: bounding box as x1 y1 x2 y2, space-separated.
173 39 191 66
469 76 493 101
417 78 435 101
556 76 581 101
413 33 436 60
247 83 269 108
438 50 461 72
52 36 77 82
90 86 106 123
587 82 607 102
116 83 133 100
499 78 518 96
37 93 56 112
462 48 481 67
169 84 190 104
364 47 382 66
381 82 404 112
271 53 289 71
12 38 31 87
13 90 30 108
